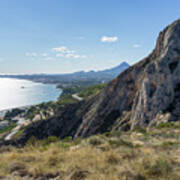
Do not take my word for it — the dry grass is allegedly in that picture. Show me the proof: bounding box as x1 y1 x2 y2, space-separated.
0 125 180 180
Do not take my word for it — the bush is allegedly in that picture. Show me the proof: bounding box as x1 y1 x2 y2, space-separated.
4 108 24 120
160 141 178 148
88 136 104 146
104 130 122 137
108 138 133 148
58 142 72 148
73 138 82 145
156 122 180 129
43 136 59 146
0 122 16 134
8 162 26 173
78 83 106 98
133 126 147 134
145 158 172 177
26 136 38 146
63 136 72 142
106 152 120 164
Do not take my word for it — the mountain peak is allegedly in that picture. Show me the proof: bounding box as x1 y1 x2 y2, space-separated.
153 19 180 59
120 61 129 66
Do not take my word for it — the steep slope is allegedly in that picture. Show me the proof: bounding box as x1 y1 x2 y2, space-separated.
9 19 180 144
74 19 180 136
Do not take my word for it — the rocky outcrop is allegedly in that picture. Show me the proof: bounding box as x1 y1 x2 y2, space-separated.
7 19 180 144
77 20 180 136
74 19 180 136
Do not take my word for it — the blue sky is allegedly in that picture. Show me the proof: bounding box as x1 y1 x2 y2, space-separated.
0 0 180 74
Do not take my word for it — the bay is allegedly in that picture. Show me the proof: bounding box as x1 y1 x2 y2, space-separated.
0 78 61 111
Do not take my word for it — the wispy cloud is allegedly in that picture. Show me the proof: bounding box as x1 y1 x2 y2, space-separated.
133 44 141 48
65 54 87 59
44 57 54 61
41 53 48 57
25 52 37 57
52 46 69 53
52 46 86 59
101 36 118 43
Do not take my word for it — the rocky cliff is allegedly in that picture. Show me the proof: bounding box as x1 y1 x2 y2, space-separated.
12 19 180 144
75 19 180 135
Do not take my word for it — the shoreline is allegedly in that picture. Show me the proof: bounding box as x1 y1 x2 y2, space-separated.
0 76 61 88
0 77 63 119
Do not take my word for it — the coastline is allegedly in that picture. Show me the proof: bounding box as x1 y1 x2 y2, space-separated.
0 77 63 119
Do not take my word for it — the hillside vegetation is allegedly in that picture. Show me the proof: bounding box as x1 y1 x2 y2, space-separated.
0 82 106 142
0 122 180 180
78 83 106 98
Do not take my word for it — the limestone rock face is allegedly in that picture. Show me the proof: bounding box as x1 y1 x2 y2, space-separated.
131 19 180 128
8 19 180 145
75 19 180 135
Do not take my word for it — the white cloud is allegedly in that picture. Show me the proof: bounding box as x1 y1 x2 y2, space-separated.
52 46 68 53
41 53 48 57
65 54 86 59
45 57 54 61
133 44 141 48
101 36 118 43
56 53 64 57
25 52 37 57
53 46 86 59
65 54 79 58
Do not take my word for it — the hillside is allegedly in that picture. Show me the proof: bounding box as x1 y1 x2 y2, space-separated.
7 19 180 145
0 124 180 179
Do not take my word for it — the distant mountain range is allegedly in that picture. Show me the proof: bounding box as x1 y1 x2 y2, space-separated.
0 62 129 85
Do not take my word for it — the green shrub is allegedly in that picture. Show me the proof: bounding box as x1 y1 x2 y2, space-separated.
43 136 59 146
73 138 82 145
63 136 72 142
4 108 24 120
108 138 133 148
78 83 106 98
160 141 178 148
133 126 147 134
0 122 16 134
145 158 172 177
156 122 180 129
26 136 38 146
105 130 122 137
134 174 146 180
58 142 72 148
88 136 104 146
58 94 77 105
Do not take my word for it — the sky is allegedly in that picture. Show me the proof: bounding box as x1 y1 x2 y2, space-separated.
0 0 180 74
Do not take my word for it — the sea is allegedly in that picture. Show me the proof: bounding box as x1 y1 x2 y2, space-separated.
0 78 61 112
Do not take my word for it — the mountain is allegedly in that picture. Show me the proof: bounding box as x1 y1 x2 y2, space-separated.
0 62 129 85
100 62 129 75
7 19 180 145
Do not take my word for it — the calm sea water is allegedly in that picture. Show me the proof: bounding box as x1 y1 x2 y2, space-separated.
0 78 61 111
